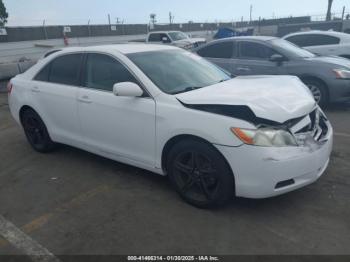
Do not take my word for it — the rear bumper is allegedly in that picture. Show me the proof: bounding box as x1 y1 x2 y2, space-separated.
215 123 333 199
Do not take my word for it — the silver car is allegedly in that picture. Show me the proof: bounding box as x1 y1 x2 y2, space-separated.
195 36 350 106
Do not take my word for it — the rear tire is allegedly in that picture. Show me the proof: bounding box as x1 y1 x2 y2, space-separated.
302 78 328 107
21 109 56 153
166 139 235 209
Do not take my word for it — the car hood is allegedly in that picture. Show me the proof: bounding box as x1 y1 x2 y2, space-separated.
187 38 207 43
174 38 206 45
175 75 316 124
305 55 350 68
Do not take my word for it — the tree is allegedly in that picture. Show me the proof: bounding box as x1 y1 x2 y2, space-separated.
326 0 334 21
0 0 8 26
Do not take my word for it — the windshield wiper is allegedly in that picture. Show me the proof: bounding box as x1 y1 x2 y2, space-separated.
171 86 203 95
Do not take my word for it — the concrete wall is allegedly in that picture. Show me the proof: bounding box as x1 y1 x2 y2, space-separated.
277 21 344 37
0 24 149 43
343 20 350 33
0 16 311 43
255 25 279 36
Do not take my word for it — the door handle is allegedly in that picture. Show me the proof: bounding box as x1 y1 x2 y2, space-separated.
237 67 251 72
31 86 40 93
78 95 92 104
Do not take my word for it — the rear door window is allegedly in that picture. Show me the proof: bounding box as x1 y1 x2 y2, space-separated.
48 54 83 86
197 41 235 59
34 63 50 82
34 53 83 85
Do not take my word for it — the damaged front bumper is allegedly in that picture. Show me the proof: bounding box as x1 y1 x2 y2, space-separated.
215 119 333 199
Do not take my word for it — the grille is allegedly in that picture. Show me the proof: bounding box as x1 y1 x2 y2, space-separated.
294 109 329 144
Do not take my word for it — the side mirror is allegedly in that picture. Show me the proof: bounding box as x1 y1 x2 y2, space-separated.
162 37 171 43
269 54 286 65
113 82 144 97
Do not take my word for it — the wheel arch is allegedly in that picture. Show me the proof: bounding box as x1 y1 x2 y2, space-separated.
19 105 37 124
161 134 235 184
298 74 330 99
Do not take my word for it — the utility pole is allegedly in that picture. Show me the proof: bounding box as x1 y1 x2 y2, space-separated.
250 4 253 24
108 14 111 25
169 12 175 24
342 6 346 20
42 19 48 40
87 19 91 37
326 0 334 21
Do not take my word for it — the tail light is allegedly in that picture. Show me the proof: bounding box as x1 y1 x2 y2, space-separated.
7 82 13 94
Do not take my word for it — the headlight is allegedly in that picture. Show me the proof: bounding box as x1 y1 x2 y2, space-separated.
333 69 350 79
231 127 298 147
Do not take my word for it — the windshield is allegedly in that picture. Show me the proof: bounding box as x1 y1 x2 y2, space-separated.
270 39 316 58
128 50 230 94
168 32 189 41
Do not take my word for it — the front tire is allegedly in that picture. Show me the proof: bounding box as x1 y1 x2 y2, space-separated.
166 139 235 208
302 78 328 107
21 109 56 153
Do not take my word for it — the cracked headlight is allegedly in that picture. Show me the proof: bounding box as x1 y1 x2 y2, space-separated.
231 127 298 147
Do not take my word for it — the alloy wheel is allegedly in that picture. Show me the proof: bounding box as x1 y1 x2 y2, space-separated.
307 84 322 104
172 151 220 202
23 115 46 147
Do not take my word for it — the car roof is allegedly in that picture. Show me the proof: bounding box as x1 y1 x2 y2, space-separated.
57 44 178 55
284 30 350 39
149 31 182 34
213 36 278 42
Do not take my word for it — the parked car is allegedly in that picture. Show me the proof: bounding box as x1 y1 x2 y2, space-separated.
146 31 206 49
283 30 350 59
8 44 333 208
195 36 350 106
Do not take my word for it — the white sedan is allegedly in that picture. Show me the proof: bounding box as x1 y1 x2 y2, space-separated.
8 44 333 208
283 30 350 59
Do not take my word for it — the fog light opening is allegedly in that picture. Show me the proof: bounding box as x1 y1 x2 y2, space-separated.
275 179 295 189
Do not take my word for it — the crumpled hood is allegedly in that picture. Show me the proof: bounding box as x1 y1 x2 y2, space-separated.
176 75 316 124
305 55 350 68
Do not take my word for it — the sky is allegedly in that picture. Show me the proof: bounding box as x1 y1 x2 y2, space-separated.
3 0 350 26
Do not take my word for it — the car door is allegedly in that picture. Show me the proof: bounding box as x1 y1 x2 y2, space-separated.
234 41 280 76
31 53 83 145
196 41 236 73
77 53 156 166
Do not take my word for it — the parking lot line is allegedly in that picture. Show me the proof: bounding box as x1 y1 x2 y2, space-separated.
335 132 350 138
0 185 112 249
0 215 61 262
